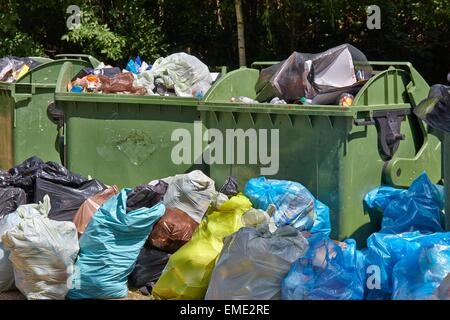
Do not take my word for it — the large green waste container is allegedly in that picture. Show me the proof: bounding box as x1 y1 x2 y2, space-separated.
0 54 100 169
198 61 442 247
54 63 254 188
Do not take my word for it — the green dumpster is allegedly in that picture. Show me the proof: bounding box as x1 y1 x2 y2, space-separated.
54 63 254 188
199 61 442 246
0 54 100 169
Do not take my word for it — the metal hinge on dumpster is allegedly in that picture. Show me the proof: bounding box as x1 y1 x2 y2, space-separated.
354 109 411 159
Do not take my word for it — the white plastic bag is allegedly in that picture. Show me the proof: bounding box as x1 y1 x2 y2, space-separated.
0 200 49 292
2 195 79 300
0 213 20 292
163 170 215 223
134 71 156 95
150 53 212 97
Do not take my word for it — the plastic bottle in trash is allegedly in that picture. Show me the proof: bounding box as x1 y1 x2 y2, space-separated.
298 97 312 105
338 93 354 107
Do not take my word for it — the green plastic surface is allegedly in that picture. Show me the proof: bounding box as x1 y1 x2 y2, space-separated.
55 62 248 188
0 58 91 169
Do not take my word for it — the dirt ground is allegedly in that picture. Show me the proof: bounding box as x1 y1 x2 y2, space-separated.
0 288 149 300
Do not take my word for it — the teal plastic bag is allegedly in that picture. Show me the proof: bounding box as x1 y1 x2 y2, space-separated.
67 189 165 299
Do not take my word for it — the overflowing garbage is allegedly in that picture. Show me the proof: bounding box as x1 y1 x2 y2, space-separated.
230 44 371 106
67 53 215 98
0 56 41 82
0 155 448 300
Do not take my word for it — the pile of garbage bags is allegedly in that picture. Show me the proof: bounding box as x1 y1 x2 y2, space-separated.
0 56 41 82
152 193 252 300
1 155 449 300
67 53 215 98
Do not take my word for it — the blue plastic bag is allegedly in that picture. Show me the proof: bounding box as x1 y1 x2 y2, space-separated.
135 55 142 67
392 235 450 300
310 200 331 236
365 231 450 300
244 177 316 231
364 172 444 234
67 189 165 299
126 59 139 74
281 234 366 300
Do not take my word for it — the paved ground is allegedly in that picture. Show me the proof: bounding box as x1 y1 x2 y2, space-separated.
0 289 149 300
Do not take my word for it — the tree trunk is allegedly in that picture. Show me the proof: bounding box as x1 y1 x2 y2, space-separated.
234 0 246 67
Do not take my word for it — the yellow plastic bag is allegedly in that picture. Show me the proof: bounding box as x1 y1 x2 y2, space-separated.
12 64 29 81
152 193 252 300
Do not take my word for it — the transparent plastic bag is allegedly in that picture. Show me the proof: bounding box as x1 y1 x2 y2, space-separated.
150 53 212 97
364 172 444 234
243 177 316 230
206 225 309 300
282 234 366 300
163 170 215 223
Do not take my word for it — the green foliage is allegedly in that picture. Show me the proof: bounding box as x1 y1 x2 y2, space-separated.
108 0 168 61
61 7 126 61
0 10 44 57
60 1 168 63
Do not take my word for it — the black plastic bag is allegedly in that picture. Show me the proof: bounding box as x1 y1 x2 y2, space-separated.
219 176 239 197
38 161 88 187
0 187 27 218
47 102 64 129
9 156 45 200
9 157 92 201
414 84 450 133
0 170 13 188
34 177 106 221
255 44 372 104
129 246 171 295
126 180 168 212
